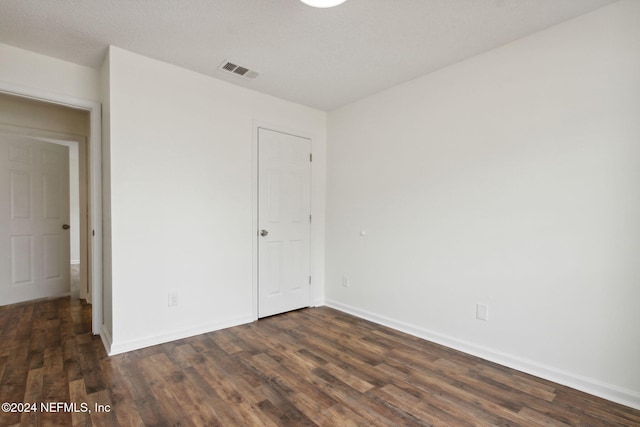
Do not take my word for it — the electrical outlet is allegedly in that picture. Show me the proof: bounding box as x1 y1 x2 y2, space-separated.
476 303 488 321
168 292 179 307
342 275 350 288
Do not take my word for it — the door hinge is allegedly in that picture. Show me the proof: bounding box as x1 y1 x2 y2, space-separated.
309 276 311 285
310 153 312 162
309 214 312 224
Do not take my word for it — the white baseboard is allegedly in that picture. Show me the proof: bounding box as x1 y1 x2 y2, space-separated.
107 314 254 356
324 299 640 410
100 325 113 355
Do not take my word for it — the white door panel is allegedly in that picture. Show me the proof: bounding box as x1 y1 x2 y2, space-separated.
258 128 311 318
1 134 70 305
11 236 32 284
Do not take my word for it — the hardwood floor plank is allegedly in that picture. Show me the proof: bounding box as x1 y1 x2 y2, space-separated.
289 328 393 388
210 331 245 355
85 389 119 427
20 366 43 427
75 338 105 395
310 366 401 426
42 347 69 401
241 352 337 417
553 387 640 426
1 297 639 426
147 352 225 427
322 362 375 393
185 348 273 426
98 357 143 427
0 356 7 388
320 403 369 426
384 347 577 424
518 406 571 427
114 359 171 426
136 354 197 427
377 383 471 427
0 354 28 426
27 351 43 372
181 364 248 426
257 398 316 427
472 362 557 402
162 342 194 371
375 362 519 426
247 352 337 410
68 378 91 427
283 392 338 426
201 334 271 391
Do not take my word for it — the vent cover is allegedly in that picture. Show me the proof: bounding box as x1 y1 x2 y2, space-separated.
218 60 259 80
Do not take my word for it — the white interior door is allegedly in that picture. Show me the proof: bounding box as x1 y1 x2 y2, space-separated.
258 128 311 318
0 133 70 305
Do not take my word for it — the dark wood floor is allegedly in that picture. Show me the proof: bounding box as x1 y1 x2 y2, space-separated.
1 297 639 426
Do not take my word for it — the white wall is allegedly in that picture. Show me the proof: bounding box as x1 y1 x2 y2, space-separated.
105 47 326 353
0 94 90 136
326 0 640 408
0 43 99 101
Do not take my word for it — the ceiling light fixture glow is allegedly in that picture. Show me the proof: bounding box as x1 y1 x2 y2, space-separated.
300 0 347 8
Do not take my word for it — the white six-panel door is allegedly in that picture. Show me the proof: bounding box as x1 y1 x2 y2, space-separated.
258 128 311 318
0 133 70 305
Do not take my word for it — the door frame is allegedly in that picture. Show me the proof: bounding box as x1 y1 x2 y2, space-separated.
0 82 103 335
252 122 314 320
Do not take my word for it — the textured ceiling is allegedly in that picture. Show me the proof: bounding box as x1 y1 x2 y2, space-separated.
0 0 616 111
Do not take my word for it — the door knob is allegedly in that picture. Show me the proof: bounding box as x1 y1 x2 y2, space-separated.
260 229 269 237
62 224 71 230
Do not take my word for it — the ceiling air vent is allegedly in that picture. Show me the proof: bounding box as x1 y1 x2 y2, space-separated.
218 60 259 80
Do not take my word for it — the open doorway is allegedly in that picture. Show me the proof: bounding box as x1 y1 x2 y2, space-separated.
0 132 86 304
0 90 102 334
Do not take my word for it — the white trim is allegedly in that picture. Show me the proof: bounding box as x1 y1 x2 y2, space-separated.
0 123 86 141
325 299 640 411
0 81 103 336
251 123 259 321
100 324 113 355
252 121 316 321
108 314 254 355
71 260 81 265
